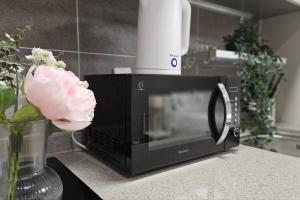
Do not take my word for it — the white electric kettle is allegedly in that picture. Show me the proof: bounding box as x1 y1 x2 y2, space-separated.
135 0 191 75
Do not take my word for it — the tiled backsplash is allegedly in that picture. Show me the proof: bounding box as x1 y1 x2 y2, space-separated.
0 0 240 154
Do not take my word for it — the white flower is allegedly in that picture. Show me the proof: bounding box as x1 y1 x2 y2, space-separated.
55 60 66 68
26 48 66 68
79 81 89 88
5 33 15 42
16 66 24 74
0 81 7 86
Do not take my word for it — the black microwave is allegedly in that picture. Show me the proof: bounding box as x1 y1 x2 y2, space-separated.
84 74 240 176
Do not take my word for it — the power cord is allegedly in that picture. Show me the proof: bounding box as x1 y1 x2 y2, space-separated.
71 131 88 150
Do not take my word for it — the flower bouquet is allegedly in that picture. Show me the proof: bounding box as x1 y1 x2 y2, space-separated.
0 27 96 199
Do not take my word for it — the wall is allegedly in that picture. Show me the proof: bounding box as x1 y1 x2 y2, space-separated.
261 11 300 132
0 0 240 154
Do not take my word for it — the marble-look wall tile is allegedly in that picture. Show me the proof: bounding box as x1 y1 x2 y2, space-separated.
194 8 240 49
60 52 80 75
47 132 80 155
182 7 240 75
78 0 138 56
80 53 136 79
0 0 78 51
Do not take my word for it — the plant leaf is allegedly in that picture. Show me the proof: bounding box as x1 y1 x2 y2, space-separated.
0 85 17 115
11 103 43 123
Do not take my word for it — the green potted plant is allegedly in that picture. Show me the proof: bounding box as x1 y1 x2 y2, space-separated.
223 21 285 149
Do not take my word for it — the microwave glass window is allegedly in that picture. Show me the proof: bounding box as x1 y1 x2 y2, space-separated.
148 90 225 150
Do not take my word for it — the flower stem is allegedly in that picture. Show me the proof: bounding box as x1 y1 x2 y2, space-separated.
14 68 19 113
6 151 19 200
6 134 21 200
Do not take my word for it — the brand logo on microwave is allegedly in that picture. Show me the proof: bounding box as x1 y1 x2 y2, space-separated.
137 81 144 91
178 149 190 154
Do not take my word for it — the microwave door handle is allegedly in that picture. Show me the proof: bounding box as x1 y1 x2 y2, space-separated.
142 112 149 142
216 83 232 145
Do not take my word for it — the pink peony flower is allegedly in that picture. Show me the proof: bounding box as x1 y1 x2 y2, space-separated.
24 65 96 131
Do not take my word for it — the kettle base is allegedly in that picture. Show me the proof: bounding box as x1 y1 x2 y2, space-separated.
134 68 181 75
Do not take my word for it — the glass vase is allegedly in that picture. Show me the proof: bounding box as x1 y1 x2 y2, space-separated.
0 120 63 200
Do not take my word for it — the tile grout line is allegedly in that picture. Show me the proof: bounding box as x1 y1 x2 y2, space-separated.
76 0 81 78
19 47 136 58
79 51 136 58
20 46 76 54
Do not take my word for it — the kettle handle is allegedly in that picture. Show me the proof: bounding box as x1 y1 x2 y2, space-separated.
181 0 191 56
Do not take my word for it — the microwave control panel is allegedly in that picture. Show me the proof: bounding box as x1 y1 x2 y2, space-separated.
229 86 239 126
225 76 240 140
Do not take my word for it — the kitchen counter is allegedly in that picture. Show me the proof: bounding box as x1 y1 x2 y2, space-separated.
54 145 300 200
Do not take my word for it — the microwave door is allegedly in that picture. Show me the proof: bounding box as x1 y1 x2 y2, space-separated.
208 83 232 145
148 90 213 150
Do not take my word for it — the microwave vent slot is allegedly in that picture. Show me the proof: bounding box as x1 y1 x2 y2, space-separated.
88 127 119 153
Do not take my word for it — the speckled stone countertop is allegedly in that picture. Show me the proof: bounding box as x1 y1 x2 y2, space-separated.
54 145 300 200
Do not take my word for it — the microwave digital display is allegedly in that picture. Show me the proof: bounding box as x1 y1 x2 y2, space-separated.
148 90 225 150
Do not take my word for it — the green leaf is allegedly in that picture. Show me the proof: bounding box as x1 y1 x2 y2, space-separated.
0 86 17 114
11 103 43 123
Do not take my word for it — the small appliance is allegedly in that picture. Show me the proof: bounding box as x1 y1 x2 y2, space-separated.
84 74 240 176
135 0 191 75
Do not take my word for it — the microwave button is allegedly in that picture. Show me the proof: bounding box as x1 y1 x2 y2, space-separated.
234 128 240 137
229 87 238 93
